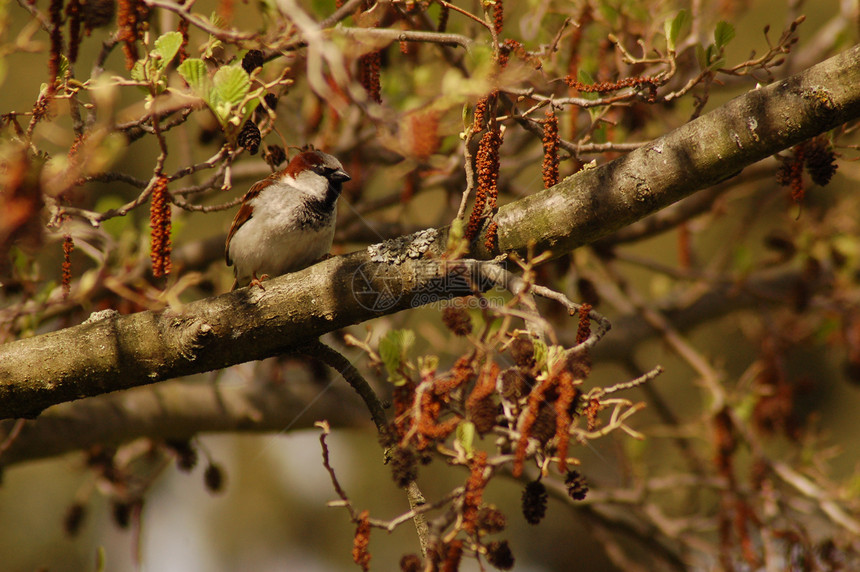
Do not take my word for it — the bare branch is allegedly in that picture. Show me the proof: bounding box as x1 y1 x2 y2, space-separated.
142 0 255 41
335 27 475 51
2 46 860 419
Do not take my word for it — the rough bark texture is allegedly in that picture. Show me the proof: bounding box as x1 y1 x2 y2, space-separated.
473 44 860 258
0 246 459 418
1 44 859 420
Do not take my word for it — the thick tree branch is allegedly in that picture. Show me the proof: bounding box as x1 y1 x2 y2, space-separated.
0 376 371 466
472 43 860 259
0 263 823 467
1 45 859 420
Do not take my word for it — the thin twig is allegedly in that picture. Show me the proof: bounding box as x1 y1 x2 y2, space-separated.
456 136 477 221
171 195 243 213
437 0 492 31
319 0 366 28
143 0 255 41
403 481 431 557
317 421 354 508
298 340 387 432
0 419 26 457
335 26 474 51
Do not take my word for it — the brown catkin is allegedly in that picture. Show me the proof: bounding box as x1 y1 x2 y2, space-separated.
409 110 441 160
352 510 372 571
462 451 488 534
554 371 578 472
565 75 658 102
484 221 499 253
776 144 806 203
542 110 559 188
359 50 382 103
62 234 74 299
117 0 148 69
82 0 116 32
437 4 449 32
66 0 83 63
492 0 504 36
575 303 592 344
149 176 172 277
176 13 189 62
512 375 555 476
472 90 496 132
48 0 64 95
465 128 502 243
441 540 462 572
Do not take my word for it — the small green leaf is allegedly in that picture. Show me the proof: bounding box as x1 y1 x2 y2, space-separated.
663 21 674 52
241 96 261 122
665 9 690 52
418 355 439 377
131 57 161 85
449 217 464 242
201 37 224 61
209 11 226 29
154 31 183 66
130 59 146 82
57 54 70 80
446 217 468 257
456 422 475 457
215 102 234 124
177 58 211 99
696 43 724 70
694 44 705 69
212 65 250 110
532 338 548 371
714 21 735 49
379 329 415 384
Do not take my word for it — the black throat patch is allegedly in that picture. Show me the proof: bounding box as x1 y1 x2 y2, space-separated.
296 182 341 230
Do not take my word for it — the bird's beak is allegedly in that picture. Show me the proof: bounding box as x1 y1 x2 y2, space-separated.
331 169 351 183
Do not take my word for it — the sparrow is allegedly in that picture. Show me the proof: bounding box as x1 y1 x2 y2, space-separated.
225 149 351 290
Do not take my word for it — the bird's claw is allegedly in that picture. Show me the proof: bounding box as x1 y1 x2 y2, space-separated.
249 273 270 290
